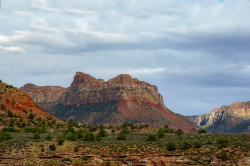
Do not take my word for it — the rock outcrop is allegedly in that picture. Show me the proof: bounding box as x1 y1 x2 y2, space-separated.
20 83 66 110
189 102 250 133
0 81 59 122
21 72 200 133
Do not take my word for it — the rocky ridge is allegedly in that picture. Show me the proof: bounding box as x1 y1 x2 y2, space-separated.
0 81 59 123
190 102 250 133
21 72 200 133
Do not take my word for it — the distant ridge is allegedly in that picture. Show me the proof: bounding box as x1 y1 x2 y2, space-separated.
188 101 250 133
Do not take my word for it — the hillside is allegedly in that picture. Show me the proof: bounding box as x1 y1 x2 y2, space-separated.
0 80 61 128
189 102 250 133
21 72 200 133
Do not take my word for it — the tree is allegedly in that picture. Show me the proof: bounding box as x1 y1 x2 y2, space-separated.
67 134 77 141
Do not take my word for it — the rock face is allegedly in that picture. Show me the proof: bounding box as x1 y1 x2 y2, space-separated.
189 102 250 133
0 81 59 122
21 72 200 133
20 83 66 110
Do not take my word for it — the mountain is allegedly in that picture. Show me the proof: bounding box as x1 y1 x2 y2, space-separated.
21 72 200 133
188 102 250 133
0 80 59 123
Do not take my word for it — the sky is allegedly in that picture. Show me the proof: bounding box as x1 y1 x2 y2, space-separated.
0 0 250 116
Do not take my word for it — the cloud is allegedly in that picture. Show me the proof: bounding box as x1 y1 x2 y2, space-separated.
1 0 250 116
0 45 26 54
64 9 95 16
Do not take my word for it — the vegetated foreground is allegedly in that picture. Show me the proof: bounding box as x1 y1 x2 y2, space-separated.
0 122 249 166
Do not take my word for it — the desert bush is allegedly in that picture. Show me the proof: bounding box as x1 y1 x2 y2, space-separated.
62 158 72 162
98 128 107 137
217 136 229 148
33 132 40 139
0 132 12 141
45 133 52 140
57 135 65 145
121 128 129 134
67 134 77 141
84 132 96 141
1 127 20 132
24 127 47 133
146 135 157 141
117 133 127 140
165 128 174 133
157 128 165 138
175 129 184 135
198 129 207 134
49 144 56 151
167 141 176 151
194 140 202 148
221 151 228 161
77 132 84 139
181 140 192 149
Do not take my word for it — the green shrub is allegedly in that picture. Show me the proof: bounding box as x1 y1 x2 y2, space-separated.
1 127 20 132
74 147 79 152
57 135 65 145
49 144 56 151
181 140 191 149
121 128 129 134
175 129 184 135
167 142 176 151
77 132 84 139
84 132 96 141
194 140 202 148
62 158 72 162
46 133 52 141
164 124 169 128
67 134 77 141
96 133 102 141
98 128 107 137
24 127 47 133
217 137 229 148
146 135 157 141
165 128 174 133
0 132 12 141
198 129 207 134
157 128 165 138
33 132 40 139
117 133 127 140
221 151 228 161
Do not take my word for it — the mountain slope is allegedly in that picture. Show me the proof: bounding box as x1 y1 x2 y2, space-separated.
0 80 60 124
21 72 200 133
189 102 250 133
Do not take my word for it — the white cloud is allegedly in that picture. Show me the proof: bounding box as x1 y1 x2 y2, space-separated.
64 9 95 16
0 45 26 54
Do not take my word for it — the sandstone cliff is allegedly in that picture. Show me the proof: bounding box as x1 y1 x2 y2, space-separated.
21 72 200 133
190 102 250 133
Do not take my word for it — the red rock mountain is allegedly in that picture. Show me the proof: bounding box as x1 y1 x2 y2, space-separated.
0 80 59 123
189 102 250 133
21 72 200 133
